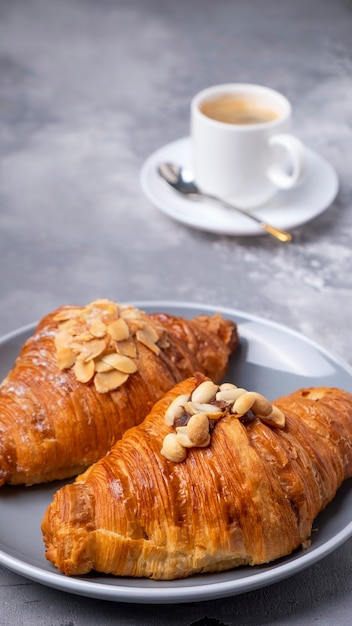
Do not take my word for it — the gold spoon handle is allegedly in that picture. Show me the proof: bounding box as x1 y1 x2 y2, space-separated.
207 194 292 243
261 223 292 242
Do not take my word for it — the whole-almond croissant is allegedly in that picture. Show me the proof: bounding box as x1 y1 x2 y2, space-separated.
0 300 238 487
42 375 352 580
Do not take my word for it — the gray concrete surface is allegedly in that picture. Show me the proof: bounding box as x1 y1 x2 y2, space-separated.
1 0 352 623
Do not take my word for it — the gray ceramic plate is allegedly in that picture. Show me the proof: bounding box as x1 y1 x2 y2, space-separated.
0 302 352 604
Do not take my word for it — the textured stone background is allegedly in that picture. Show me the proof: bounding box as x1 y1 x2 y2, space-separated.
1 0 352 624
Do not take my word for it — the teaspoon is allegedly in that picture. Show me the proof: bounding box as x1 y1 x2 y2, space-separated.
158 162 292 243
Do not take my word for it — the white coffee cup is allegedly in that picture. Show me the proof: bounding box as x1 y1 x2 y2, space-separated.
191 83 307 208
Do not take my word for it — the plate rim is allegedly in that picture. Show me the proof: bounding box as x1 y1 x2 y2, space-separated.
0 300 352 604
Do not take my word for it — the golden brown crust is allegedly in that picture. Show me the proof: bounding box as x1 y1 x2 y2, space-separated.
42 380 352 579
0 304 238 487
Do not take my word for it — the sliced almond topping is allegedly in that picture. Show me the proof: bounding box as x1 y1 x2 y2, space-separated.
89 319 107 338
94 358 114 373
115 338 138 358
120 306 144 320
127 319 146 334
107 318 130 341
61 321 79 337
77 338 107 361
86 299 118 316
54 308 81 322
136 327 161 355
57 347 76 369
74 332 94 342
73 359 95 383
94 370 129 393
54 329 73 351
100 353 137 374
53 300 169 392
144 323 161 344
143 341 160 356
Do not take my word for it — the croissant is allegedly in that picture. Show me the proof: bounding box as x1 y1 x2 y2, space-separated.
42 375 352 580
0 300 238 487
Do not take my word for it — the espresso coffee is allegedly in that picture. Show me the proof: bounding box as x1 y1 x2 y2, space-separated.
200 95 280 125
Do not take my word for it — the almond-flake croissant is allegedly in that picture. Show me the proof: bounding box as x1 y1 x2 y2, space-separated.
42 375 352 580
0 300 238 487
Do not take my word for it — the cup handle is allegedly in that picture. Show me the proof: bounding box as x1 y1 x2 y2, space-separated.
267 133 307 190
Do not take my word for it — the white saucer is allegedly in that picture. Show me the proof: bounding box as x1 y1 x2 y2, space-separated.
140 137 339 236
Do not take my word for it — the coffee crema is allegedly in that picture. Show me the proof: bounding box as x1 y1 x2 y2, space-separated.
200 95 280 125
